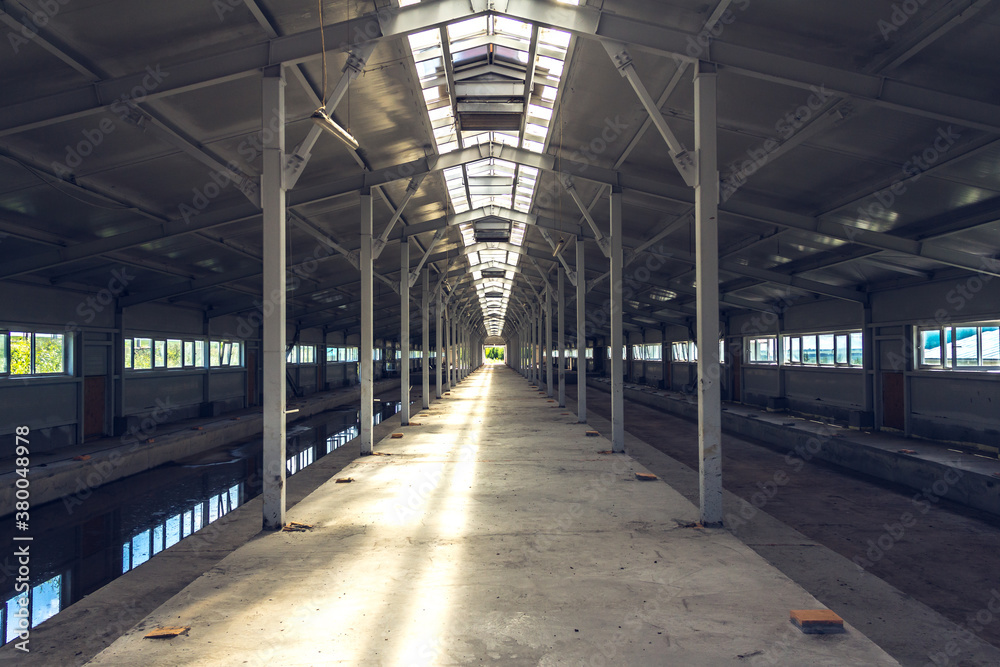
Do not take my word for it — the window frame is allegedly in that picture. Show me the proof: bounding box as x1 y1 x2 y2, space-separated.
916 322 1000 372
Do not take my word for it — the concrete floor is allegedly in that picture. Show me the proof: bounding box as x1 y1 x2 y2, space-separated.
572 382 1000 667
87 366 898 666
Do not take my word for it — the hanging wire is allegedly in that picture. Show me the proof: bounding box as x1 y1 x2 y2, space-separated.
318 0 328 111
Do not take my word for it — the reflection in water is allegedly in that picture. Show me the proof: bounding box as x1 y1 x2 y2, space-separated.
0 401 401 645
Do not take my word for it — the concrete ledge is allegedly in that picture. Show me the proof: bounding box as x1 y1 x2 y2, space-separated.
0 380 401 517
0 394 418 667
588 378 1000 517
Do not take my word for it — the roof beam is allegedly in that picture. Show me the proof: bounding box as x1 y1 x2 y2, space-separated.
5 0 998 141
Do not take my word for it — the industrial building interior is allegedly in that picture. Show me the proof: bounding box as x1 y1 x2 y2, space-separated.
1 0 999 664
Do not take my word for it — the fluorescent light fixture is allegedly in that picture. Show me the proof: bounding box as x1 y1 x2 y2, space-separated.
311 109 359 150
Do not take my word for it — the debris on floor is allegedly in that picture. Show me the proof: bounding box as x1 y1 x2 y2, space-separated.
191 426 203 430
898 449 917 454
391 433 404 439
281 522 313 532
72 455 91 461
335 477 354 483
635 473 658 481
144 627 190 639
790 609 845 634
597 450 613 455
585 430 600 437
372 452 393 456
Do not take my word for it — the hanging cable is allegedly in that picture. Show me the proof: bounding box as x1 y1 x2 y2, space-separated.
318 0 328 111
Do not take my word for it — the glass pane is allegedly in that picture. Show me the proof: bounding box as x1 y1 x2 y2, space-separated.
943 327 953 368
850 332 864 366
123 339 132 369
165 515 181 548
230 342 241 367
10 331 31 375
921 329 941 366
122 542 130 573
818 335 835 366
836 335 848 365
166 340 182 368
210 341 221 367
982 327 999 367
955 327 979 366
31 576 61 628
133 338 152 369
194 341 205 367
132 531 151 568
0 333 6 372
152 525 163 555
193 504 203 531
802 336 818 364
154 340 166 368
791 337 801 363
7 595 27 642
34 333 65 374
184 341 194 366
781 337 790 364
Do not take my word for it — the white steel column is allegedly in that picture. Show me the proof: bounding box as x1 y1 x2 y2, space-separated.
610 188 625 453
545 287 553 397
537 303 542 386
557 267 566 407
360 189 374 456
435 290 443 398
576 237 587 423
261 66 286 530
422 268 430 409
444 304 452 392
695 62 723 526
400 239 410 426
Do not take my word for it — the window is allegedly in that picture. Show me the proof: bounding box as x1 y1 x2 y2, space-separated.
3 574 62 646
133 338 153 370
747 337 777 364
635 343 661 361
3 331 68 376
917 323 1000 371
154 340 166 368
125 338 232 371
781 330 863 368
287 344 314 364
166 339 182 368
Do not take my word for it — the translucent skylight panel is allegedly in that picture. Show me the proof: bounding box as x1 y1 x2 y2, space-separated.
536 55 565 78
509 222 526 246
538 27 571 50
428 105 453 122
408 29 440 53
525 123 548 140
448 16 488 42
540 85 558 102
494 15 532 41
522 139 545 153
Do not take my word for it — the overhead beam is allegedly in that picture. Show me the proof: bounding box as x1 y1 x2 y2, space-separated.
5 0 1000 139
